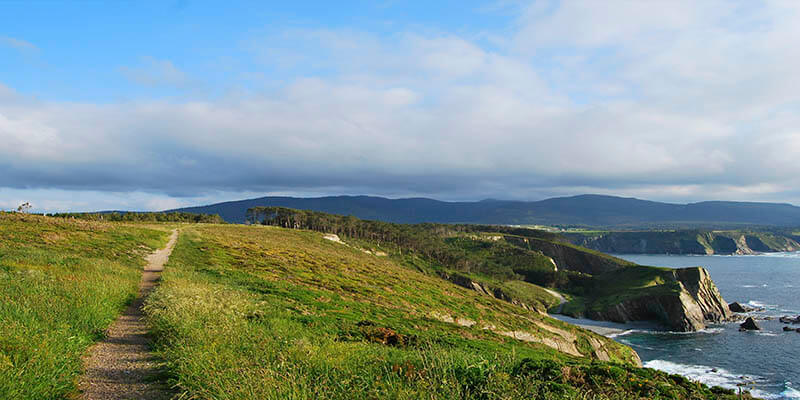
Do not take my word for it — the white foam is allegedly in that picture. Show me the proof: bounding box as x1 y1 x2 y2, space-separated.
747 300 778 309
756 332 779 337
758 252 800 258
781 383 800 399
606 329 642 338
609 327 724 337
643 359 760 391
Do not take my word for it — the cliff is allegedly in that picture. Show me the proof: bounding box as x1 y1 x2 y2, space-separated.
503 235 632 275
567 230 800 255
584 267 732 332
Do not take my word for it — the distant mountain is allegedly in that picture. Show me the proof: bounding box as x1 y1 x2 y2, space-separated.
168 194 800 227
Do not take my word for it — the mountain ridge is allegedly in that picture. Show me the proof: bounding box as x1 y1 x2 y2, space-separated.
168 194 800 227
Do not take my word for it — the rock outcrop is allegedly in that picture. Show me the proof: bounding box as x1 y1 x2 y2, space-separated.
779 315 800 324
739 317 761 331
589 267 731 332
729 302 748 313
443 273 541 313
504 236 629 275
729 302 763 313
568 231 800 255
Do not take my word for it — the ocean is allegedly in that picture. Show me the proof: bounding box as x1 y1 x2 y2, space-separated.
606 253 800 399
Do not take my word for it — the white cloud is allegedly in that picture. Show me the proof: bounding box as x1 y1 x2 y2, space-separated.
3 1 800 209
0 36 37 52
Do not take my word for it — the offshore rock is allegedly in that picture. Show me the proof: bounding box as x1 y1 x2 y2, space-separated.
739 317 761 331
779 315 800 324
729 302 749 313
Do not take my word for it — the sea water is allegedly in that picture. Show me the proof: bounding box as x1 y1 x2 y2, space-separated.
612 253 800 399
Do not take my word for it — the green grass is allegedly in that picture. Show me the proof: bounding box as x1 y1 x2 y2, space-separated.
145 225 745 399
0 213 170 399
498 280 561 311
560 265 680 317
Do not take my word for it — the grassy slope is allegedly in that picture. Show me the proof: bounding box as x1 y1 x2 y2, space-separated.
0 213 169 399
559 264 681 318
145 225 742 399
348 231 564 312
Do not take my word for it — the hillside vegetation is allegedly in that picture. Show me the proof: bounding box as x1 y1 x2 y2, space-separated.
144 224 744 399
247 207 729 332
50 211 224 224
0 213 169 399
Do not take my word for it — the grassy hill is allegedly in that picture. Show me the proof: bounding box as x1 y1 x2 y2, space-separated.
0 213 170 399
246 207 730 332
144 224 742 399
169 193 800 227
0 214 751 399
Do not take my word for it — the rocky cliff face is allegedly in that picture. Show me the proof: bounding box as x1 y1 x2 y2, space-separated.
588 267 731 332
568 231 800 255
503 236 630 275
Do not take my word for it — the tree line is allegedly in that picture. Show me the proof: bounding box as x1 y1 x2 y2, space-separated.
50 211 225 223
246 206 577 287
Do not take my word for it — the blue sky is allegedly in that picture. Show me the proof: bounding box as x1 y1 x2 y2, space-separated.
3 1 800 212
1 1 514 102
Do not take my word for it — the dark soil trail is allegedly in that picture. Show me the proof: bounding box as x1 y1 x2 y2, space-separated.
78 229 178 400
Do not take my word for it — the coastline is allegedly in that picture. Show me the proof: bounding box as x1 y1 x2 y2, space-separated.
550 313 663 337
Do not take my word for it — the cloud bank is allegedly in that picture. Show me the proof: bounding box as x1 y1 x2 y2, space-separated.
3 1 800 211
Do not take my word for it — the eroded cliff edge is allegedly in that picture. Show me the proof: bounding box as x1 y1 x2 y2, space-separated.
576 266 732 332
567 230 800 255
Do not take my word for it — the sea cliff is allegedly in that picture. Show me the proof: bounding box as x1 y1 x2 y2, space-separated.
567 230 800 255
580 267 732 332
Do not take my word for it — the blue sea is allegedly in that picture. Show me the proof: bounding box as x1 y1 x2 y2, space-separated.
605 253 800 399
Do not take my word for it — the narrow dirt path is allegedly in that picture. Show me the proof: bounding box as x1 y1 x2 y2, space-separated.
78 229 179 400
543 288 567 314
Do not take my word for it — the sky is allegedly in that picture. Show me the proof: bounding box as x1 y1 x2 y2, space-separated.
2 0 800 212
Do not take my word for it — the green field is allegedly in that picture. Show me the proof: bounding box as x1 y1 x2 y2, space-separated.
144 224 742 399
0 213 169 399
0 215 751 399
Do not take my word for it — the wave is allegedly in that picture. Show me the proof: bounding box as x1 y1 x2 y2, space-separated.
756 252 800 258
608 327 725 338
781 383 800 399
606 329 643 338
748 300 778 309
643 360 760 391
655 327 725 335
643 360 797 399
